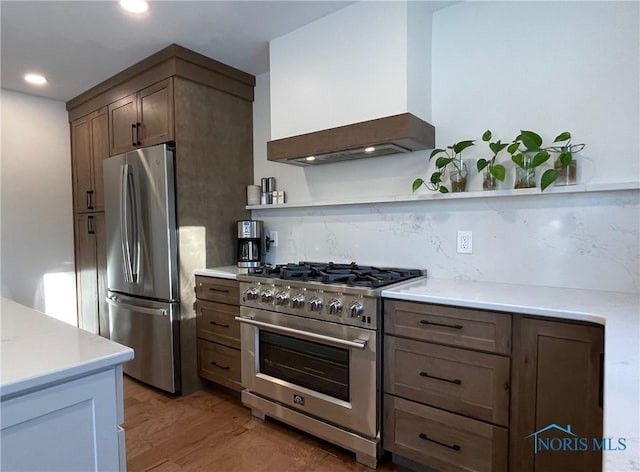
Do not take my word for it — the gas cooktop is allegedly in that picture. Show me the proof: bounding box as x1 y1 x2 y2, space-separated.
245 261 424 289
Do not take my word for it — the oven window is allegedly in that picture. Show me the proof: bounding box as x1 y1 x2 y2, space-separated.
259 331 349 402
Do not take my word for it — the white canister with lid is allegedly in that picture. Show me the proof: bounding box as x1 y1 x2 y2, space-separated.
246 185 261 205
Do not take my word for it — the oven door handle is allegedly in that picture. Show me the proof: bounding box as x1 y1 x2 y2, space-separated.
235 317 368 350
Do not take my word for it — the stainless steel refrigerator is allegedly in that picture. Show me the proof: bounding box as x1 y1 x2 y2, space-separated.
103 143 181 393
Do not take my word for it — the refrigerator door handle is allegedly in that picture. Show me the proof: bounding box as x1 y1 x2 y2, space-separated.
120 164 134 283
106 295 167 317
128 170 141 284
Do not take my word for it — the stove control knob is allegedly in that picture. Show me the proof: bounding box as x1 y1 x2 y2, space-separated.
349 302 364 318
260 289 274 303
244 288 259 301
328 299 343 315
291 294 305 309
309 297 323 312
274 291 289 305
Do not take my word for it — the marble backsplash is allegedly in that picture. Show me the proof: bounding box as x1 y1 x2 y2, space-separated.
251 189 639 294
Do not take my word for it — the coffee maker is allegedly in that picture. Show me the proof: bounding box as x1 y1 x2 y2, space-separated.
237 220 264 269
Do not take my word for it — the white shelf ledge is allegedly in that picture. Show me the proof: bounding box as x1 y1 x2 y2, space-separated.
246 181 640 210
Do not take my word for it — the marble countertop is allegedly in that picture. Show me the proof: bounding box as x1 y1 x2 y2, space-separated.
193 265 243 279
0 298 134 399
382 278 640 471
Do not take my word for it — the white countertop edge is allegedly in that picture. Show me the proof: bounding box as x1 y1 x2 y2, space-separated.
380 291 608 325
0 349 133 399
193 266 242 279
1 298 134 399
380 278 638 326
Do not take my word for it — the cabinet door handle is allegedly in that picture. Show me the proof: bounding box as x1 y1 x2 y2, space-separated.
209 321 230 328
210 361 230 370
419 319 463 330
208 288 230 293
87 190 94 209
131 123 137 146
135 122 142 146
419 371 462 385
418 433 461 451
598 352 604 408
87 215 95 234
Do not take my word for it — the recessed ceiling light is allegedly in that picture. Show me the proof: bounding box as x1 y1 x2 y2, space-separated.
306 156 316 161
364 146 376 153
120 0 149 14
24 73 47 85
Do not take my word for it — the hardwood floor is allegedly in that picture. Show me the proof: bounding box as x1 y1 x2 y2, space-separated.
123 376 411 472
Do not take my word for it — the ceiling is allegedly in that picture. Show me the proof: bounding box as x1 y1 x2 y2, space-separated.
0 0 356 102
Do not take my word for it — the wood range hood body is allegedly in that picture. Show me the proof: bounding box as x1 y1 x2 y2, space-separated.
267 113 436 166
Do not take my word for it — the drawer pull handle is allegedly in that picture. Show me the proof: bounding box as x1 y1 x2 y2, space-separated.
210 361 230 370
418 433 461 451
209 321 230 328
419 371 462 385
419 320 463 330
208 288 230 293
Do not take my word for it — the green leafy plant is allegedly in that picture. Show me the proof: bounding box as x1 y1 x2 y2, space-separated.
508 130 584 191
476 130 507 188
413 140 475 193
543 132 586 188
508 130 552 189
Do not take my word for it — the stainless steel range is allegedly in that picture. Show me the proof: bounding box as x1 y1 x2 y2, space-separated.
236 262 425 468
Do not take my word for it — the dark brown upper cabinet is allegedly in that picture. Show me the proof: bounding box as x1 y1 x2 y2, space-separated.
108 78 174 156
70 107 108 212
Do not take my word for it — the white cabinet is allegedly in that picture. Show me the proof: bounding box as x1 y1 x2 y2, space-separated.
0 298 132 472
1 366 126 472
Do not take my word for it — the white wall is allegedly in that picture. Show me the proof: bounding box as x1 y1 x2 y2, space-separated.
1 89 77 324
269 1 434 139
253 1 640 293
432 1 640 185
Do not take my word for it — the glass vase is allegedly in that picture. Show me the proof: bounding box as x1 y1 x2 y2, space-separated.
514 152 537 189
450 162 468 192
483 168 497 191
554 159 577 186
515 167 536 189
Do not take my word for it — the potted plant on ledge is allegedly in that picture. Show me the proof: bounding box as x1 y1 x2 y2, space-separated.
508 130 551 189
508 130 584 191
413 140 475 193
476 130 507 190
545 132 586 188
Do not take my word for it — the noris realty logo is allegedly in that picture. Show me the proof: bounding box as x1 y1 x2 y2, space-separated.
527 424 627 454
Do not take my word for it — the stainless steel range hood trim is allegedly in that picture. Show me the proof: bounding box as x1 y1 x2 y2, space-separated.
267 113 435 166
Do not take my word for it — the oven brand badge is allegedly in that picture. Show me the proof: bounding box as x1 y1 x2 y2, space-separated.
293 394 305 406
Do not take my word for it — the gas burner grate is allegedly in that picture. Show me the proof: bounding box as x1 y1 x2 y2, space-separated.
252 262 423 288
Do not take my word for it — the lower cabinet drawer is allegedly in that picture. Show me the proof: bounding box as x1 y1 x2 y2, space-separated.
384 300 512 355
197 339 242 392
195 276 240 305
384 395 508 472
384 335 510 426
196 300 240 348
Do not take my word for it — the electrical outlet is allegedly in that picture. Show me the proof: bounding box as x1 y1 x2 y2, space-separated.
457 231 473 254
269 231 279 248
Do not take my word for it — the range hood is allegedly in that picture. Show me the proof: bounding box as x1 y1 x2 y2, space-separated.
267 113 435 166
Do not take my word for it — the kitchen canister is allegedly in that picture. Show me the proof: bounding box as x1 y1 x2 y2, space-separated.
260 177 276 204
246 185 261 205
261 177 276 193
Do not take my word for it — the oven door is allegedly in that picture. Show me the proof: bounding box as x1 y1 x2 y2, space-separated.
236 306 378 438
